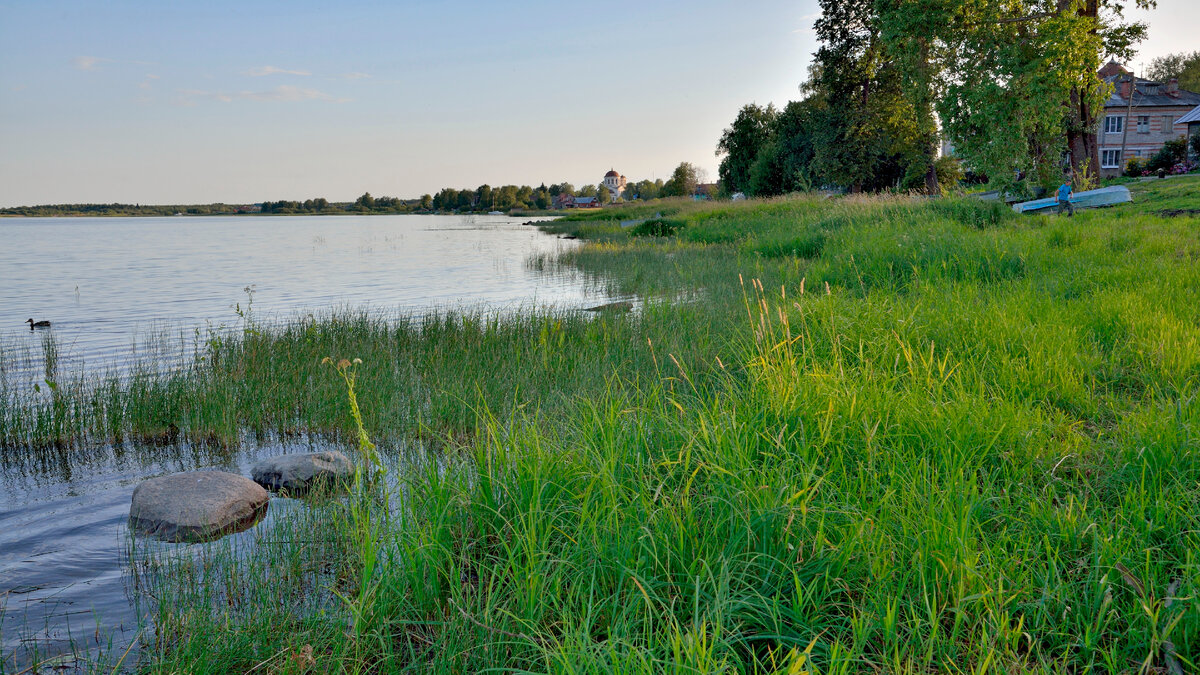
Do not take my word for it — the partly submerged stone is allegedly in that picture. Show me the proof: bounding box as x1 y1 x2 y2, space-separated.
250 451 354 493
583 300 633 313
130 471 268 543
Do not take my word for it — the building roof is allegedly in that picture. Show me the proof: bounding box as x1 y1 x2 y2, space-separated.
1103 74 1200 109
1176 105 1200 125
605 169 619 178
574 196 597 204
1098 60 1127 79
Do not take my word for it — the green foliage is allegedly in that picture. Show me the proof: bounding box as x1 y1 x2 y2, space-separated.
934 156 964 191
1146 138 1189 173
629 217 685 237
1145 50 1200 94
809 0 920 192
661 162 700 197
716 103 778 194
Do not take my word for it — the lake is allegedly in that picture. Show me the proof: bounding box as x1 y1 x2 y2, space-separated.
0 213 612 669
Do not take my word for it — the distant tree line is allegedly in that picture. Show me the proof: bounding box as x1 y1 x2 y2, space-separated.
718 0 1156 197
259 194 418 214
422 166 708 213
4 165 717 218
0 202 247 217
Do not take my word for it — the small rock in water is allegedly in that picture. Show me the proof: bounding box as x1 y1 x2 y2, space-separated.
130 471 268 543
584 301 633 313
251 451 354 492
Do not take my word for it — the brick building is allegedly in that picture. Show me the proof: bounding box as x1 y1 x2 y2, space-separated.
1097 61 1200 177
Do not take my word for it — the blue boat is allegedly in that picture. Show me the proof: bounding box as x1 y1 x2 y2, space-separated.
1011 185 1132 214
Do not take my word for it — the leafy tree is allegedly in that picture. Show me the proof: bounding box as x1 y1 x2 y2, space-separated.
874 0 943 194
516 185 534 207
496 185 519 209
1145 51 1200 94
356 192 375 209
716 103 778 193
661 162 700 197
419 194 433 210
578 185 597 198
809 0 919 192
916 0 1152 192
476 185 493 210
432 188 457 211
744 98 822 197
934 156 964 191
456 189 474 210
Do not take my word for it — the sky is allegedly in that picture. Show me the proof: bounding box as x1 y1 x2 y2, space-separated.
0 0 1195 207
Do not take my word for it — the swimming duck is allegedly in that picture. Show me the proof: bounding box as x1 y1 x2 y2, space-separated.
26 318 51 329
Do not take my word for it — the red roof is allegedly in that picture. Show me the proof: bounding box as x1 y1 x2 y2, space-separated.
605 169 619 178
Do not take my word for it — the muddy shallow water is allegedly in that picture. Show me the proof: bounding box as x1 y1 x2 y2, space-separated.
0 213 612 669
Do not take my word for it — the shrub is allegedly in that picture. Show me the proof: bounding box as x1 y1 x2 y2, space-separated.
1146 138 1188 173
1124 156 1144 177
630 217 685 237
935 156 965 191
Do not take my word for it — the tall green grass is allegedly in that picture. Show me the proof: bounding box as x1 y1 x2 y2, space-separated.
9 179 1200 672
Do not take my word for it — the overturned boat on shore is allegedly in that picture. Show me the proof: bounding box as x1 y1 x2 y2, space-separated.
1011 185 1132 214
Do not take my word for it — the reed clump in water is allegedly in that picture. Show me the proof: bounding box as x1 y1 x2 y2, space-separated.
11 179 1200 672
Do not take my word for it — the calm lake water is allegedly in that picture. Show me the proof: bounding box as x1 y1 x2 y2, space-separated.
0 214 612 669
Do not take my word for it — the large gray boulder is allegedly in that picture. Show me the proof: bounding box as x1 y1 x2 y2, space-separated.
250 451 354 492
130 471 268 543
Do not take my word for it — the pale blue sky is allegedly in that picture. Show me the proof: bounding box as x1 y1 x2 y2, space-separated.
0 1 1194 206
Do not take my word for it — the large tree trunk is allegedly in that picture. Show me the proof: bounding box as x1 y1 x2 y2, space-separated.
1067 86 1102 182
918 41 940 195
1064 0 1102 183
924 138 940 195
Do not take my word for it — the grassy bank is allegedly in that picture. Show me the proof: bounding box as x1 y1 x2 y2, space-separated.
8 179 1200 673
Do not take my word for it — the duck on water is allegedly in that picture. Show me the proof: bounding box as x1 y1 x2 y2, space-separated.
25 318 51 329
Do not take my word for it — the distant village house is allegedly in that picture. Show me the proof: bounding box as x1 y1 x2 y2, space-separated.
1096 61 1200 177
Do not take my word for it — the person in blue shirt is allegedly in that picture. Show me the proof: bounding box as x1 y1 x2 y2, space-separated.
1056 179 1075 216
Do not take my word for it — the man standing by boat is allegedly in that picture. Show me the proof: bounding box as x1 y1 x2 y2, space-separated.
1056 178 1075 217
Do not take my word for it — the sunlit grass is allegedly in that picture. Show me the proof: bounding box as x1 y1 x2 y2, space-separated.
5 181 1200 673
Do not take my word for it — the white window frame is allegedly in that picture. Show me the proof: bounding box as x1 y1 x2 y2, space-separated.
1137 116 1149 133
1101 149 1122 169
1162 115 1174 132
1104 115 1124 134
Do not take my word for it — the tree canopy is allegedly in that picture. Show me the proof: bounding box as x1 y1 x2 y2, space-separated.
1145 50 1200 94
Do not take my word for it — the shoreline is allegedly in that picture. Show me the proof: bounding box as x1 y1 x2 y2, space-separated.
5 177 1199 672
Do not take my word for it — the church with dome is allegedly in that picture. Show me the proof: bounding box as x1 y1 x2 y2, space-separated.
602 169 627 202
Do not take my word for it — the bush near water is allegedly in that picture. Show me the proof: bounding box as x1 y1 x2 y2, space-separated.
4 178 1200 672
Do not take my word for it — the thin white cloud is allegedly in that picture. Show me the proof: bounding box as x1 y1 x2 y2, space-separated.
139 73 160 90
73 55 107 71
244 65 311 77
175 85 349 105
74 56 157 71
340 72 371 79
